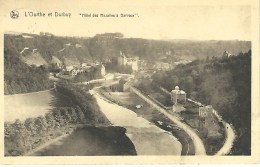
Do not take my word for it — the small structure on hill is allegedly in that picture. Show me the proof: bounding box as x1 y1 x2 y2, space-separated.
100 64 106 77
171 86 186 113
199 105 213 117
171 86 186 105
223 50 232 58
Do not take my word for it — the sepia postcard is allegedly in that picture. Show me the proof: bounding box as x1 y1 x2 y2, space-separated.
0 0 259 164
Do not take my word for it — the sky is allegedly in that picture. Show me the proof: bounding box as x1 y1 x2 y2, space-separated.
2 1 252 40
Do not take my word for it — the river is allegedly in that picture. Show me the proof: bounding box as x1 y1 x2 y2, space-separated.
91 89 182 155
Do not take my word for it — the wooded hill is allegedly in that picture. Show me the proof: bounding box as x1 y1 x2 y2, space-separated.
151 50 251 155
5 33 251 66
4 32 251 95
4 45 52 95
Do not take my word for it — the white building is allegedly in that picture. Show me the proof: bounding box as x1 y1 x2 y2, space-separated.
117 51 139 72
101 64 106 76
65 65 74 71
171 86 187 105
118 51 128 66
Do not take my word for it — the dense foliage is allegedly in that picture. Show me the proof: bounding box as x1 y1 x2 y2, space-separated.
152 50 251 155
4 45 52 95
56 81 110 125
4 82 110 156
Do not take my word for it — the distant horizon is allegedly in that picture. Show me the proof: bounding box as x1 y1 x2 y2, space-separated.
5 30 251 42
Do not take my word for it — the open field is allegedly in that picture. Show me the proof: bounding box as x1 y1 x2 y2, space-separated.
4 89 73 123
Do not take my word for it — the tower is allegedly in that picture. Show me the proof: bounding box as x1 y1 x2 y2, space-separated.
171 86 187 112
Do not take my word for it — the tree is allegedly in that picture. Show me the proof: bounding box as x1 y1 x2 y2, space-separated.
34 116 48 135
12 119 30 152
24 118 37 136
45 112 55 131
74 106 86 123
183 76 194 94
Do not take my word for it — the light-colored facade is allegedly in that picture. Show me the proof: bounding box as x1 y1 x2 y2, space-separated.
171 86 187 105
118 51 128 66
223 50 232 58
118 51 139 72
101 64 106 76
154 62 173 71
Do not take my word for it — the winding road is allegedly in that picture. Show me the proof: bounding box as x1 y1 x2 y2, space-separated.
214 110 236 155
84 74 234 155
187 98 236 155
130 86 206 155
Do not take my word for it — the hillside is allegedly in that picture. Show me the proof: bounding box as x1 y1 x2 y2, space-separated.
151 50 251 155
21 51 48 67
4 45 52 95
5 33 251 66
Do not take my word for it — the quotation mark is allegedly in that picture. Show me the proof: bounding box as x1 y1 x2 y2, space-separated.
10 10 19 19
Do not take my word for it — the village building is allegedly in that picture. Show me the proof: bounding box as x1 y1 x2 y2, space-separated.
171 86 187 112
32 48 38 53
117 51 139 72
69 69 77 76
154 62 173 71
171 86 187 105
223 50 232 58
81 63 88 68
65 65 74 71
199 105 213 117
75 44 82 48
100 64 106 76
118 51 128 66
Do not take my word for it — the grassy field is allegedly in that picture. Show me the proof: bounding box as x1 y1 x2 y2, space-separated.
4 90 73 123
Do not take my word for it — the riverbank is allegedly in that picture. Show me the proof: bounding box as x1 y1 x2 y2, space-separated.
98 90 194 155
92 88 182 155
